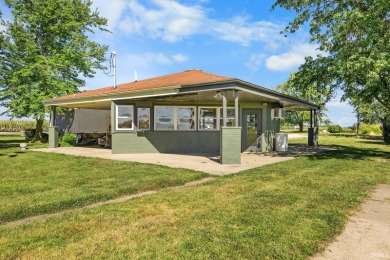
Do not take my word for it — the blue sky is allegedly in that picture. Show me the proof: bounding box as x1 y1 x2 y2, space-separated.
0 0 356 126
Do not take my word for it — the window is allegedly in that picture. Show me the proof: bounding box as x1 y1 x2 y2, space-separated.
198 107 236 130
116 105 134 130
155 106 174 130
154 106 196 131
137 108 150 130
199 107 217 130
220 108 236 127
177 107 196 130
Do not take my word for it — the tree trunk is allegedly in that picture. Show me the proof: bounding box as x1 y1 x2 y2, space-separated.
381 115 390 144
299 121 304 132
35 118 44 142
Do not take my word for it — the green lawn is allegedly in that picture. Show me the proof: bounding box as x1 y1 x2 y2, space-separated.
0 136 389 258
0 134 207 224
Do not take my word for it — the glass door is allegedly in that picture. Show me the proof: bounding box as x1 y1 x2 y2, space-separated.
242 109 262 152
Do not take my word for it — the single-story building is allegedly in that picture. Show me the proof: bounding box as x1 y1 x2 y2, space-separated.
44 70 320 164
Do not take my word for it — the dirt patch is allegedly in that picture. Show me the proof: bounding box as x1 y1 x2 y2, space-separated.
312 184 390 259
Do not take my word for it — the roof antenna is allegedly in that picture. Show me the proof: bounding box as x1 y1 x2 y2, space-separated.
112 51 117 89
134 70 138 82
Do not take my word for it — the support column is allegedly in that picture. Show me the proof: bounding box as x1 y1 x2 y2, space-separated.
234 90 239 127
50 106 56 127
220 127 242 164
308 109 318 146
222 90 227 127
49 106 58 148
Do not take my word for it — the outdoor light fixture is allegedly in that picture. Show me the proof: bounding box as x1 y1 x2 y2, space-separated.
214 91 223 99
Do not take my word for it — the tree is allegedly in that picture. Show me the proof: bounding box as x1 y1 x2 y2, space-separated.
276 73 329 132
272 0 390 142
0 0 109 141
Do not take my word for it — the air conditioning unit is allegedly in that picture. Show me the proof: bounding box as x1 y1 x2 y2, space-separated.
271 108 285 120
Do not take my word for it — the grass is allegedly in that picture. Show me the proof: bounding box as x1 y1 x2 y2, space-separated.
0 136 389 258
0 134 208 224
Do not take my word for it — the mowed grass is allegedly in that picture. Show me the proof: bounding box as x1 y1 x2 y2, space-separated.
0 136 389 259
0 134 208 224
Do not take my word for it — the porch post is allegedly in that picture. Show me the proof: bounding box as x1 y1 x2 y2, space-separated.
49 106 58 148
308 109 319 146
234 90 239 127
50 106 56 127
222 89 227 127
310 109 313 128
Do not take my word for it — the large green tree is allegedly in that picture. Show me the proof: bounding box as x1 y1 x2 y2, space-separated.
276 73 329 132
273 0 390 141
0 0 108 140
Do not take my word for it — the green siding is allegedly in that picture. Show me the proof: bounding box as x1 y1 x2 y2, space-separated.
109 100 282 155
220 127 241 164
112 131 220 154
49 126 58 148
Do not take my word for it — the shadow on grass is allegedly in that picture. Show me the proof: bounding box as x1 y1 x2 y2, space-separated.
307 145 390 161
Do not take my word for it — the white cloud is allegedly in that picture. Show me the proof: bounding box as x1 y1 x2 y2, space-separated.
125 52 188 68
245 53 266 71
91 0 127 31
94 0 284 47
265 44 324 71
172 53 188 62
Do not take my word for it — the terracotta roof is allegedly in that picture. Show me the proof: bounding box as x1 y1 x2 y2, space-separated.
52 70 232 100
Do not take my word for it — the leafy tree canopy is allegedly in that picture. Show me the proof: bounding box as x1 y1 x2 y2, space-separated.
0 0 109 140
276 73 329 131
272 0 390 112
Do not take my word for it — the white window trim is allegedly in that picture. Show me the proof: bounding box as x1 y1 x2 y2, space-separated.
154 106 197 131
137 107 151 131
116 105 134 131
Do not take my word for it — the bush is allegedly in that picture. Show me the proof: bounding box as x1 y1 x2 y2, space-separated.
342 127 354 133
359 124 382 135
327 125 343 133
61 134 77 146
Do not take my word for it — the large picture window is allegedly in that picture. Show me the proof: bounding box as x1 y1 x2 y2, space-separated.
154 106 196 131
137 108 150 130
116 105 134 130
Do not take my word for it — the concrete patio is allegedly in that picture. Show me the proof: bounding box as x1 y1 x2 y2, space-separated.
32 145 334 175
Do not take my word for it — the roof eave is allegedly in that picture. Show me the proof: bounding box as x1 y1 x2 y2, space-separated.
43 85 181 106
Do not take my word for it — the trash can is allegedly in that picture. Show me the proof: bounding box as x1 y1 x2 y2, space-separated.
275 133 288 151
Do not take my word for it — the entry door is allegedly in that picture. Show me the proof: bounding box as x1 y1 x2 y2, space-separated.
242 109 262 152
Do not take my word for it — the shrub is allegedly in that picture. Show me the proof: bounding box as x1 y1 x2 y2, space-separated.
61 134 77 146
342 127 354 133
359 124 382 135
327 125 343 133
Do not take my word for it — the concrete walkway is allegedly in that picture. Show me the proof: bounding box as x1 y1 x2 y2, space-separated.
313 184 390 260
32 145 333 175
